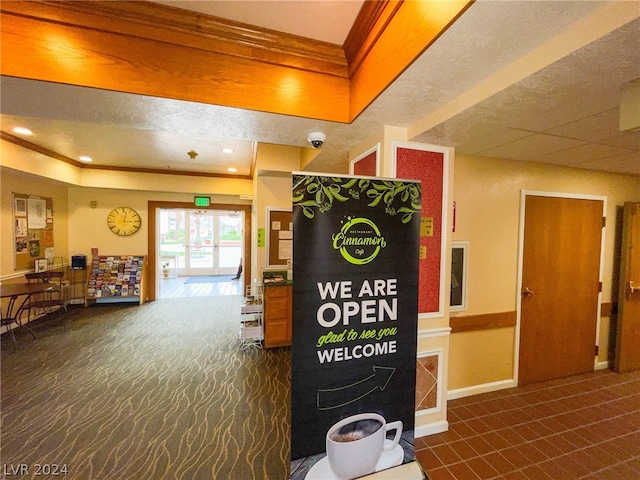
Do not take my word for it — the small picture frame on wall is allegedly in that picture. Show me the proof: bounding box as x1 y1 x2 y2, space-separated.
450 241 468 311
14 197 27 216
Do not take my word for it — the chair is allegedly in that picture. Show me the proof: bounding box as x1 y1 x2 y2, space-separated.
1 286 39 350
1 311 28 350
1 312 37 350
24 270 68 325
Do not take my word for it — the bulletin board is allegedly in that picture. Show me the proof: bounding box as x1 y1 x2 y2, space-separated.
266 207 292 267
13 194 55 271
394 142 448 317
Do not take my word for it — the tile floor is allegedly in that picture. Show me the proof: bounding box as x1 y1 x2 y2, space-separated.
415 369 640 479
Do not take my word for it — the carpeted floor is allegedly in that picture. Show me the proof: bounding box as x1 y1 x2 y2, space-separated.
1 296 291 480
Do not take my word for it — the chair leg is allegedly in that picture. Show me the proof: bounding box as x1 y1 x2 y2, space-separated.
60 304 68 331
4 324 18 351
17 308 37 340
23 322 37 340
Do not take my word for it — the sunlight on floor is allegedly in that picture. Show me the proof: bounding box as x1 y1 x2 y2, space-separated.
159 276 242 298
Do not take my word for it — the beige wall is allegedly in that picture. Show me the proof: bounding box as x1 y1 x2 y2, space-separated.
67 187 251 263
68 187 149 261
0 138 253 281
253 144 301 283
1 141 82 186
449 154 640 392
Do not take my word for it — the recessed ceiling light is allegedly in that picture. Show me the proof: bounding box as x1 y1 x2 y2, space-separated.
222 148 234 154
79 156 93 162
13 126 33 135
227 167 237 173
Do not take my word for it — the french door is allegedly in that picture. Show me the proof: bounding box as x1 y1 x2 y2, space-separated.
159 209 243 277
185 211 241 276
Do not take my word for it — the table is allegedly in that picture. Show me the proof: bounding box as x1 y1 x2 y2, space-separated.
1 282 55 347
160 254 178 279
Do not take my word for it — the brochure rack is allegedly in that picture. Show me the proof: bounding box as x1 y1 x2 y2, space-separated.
86 255 146 305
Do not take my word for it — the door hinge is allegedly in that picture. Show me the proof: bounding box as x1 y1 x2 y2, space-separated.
599 282 603 292
602 217 606 227
595 345 599 356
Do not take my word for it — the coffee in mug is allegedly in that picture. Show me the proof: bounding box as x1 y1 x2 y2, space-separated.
329 418 383 443
326 413 402 479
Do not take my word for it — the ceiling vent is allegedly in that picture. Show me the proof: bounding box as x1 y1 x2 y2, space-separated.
619 78 640 132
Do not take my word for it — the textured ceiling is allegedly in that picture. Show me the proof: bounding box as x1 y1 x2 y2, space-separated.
1 0 638 178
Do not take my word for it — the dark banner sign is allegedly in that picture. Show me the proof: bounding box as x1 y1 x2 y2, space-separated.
290 174 421 480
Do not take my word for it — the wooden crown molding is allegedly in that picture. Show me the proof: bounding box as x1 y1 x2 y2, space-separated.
5 1 349 77
1 131 84 167
348 0 474 118
1 1 351 122
343 1 403 77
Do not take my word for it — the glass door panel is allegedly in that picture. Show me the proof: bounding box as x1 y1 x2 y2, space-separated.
217 213 243 275
159 209 186 276
186 211 215 276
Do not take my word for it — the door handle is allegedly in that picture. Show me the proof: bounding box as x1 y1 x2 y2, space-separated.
522 286 534 298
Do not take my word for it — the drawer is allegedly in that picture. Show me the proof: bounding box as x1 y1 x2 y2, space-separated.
267 297 289 319
265 285 290 299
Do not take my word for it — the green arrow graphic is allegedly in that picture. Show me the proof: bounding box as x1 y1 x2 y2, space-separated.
316 366 396 411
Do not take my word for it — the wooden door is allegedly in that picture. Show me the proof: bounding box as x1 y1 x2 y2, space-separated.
614 202 640 372
519 195 603 385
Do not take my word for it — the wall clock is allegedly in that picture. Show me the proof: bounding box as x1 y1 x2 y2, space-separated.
107 207 141 236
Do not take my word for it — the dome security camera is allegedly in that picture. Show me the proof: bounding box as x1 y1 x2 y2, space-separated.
308 131 326 149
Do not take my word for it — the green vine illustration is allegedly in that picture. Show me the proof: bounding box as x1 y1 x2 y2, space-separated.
293 175 421 223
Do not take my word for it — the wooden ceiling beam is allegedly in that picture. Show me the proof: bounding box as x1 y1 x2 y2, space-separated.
348 0 474 120
0 0 350 122
0 0 472 124
12 1 350 76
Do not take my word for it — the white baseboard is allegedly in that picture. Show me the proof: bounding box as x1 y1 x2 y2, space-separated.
447 379 516 401
415 420 448 438
595 361 610 370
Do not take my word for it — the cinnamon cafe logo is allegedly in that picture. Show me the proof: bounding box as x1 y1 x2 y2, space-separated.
332 217 386 265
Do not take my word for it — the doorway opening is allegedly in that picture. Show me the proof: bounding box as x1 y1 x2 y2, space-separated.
157 208 244 298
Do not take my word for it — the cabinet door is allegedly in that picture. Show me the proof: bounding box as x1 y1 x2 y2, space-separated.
264 285 292 347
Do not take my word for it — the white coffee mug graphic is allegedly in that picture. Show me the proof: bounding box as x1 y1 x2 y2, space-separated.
326 413 402 480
